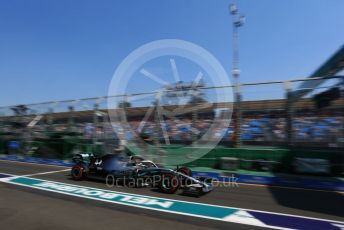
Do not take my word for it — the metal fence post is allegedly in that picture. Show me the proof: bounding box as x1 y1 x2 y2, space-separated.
120 96 128 148
234 83 242 147
93 102 99 144
192 94 198 142
154 96 161 148
68 105 74 132
47 107 54 128
47 108 53 126
284 81 293 146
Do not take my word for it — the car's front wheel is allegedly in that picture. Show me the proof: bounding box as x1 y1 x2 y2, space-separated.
159 173 180 194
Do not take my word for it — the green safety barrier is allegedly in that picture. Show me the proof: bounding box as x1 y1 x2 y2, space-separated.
126 144 343 175
1 133 343 175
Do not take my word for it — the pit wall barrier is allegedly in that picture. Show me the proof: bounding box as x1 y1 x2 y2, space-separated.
2 138 342 176
156 146 344 176
192 171 344 192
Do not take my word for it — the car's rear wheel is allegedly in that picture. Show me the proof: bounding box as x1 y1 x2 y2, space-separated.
159 173 180 194
71 165 85 180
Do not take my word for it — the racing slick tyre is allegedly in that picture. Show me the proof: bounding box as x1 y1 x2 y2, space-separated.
177 167 192 177
159 173 180 194
71 164 85 181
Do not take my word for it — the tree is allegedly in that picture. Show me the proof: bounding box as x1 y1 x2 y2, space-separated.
188 94 207 105
11 105 28 116
118 101 131 109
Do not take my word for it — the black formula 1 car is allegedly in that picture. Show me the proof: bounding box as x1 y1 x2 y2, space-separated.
71 153 213 195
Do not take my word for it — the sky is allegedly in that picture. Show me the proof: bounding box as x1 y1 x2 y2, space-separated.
0 0 343 109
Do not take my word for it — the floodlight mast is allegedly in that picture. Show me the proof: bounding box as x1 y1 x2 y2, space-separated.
230 1 245 147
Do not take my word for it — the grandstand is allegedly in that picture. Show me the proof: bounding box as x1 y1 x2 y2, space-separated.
1 93 342 143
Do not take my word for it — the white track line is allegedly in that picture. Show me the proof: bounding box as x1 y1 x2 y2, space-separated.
0 169 70 181
21 169 70 177
0 159 69 168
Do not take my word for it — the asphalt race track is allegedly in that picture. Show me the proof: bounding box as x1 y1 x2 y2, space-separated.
0 160 343 230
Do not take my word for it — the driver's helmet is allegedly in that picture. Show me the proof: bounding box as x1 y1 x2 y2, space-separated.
130 155 145 164
113 146 124 154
